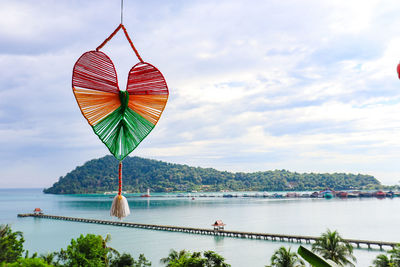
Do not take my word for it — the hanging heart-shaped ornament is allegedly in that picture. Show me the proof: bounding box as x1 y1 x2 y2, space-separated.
72 24 169 161
71 24 168 219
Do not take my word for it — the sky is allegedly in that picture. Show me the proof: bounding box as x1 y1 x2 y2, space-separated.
1 0 400 188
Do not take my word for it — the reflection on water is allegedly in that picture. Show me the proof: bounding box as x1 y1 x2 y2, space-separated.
213 236 225 247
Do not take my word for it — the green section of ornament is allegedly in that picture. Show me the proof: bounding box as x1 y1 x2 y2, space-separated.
119 90 129 113
92 104 154 161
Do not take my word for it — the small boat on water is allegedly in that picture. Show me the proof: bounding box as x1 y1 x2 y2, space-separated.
141 189 151 197
358 191 372 198
336 192 348 198
374 190 386 198
286 192 299 198
387 191 395 198
347 192 359 198
319 189 334 199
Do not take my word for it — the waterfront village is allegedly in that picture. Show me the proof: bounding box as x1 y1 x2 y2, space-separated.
116 189 400 199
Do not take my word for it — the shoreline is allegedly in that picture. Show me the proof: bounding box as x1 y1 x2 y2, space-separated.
39 189 400 199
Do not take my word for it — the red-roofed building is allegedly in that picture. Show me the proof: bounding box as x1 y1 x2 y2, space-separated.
212 220 226 230
33 208 43 215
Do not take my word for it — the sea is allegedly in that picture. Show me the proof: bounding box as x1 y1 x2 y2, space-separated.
1 188 399 266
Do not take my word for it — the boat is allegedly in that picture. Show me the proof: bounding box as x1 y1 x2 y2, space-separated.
374 191 386 198
141 189 151 197
347 192 359 198
358 191 372 198
286 192 299 198
319 189 334 199
336 192 348 198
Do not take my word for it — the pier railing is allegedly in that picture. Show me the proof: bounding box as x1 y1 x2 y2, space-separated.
18 213 398 250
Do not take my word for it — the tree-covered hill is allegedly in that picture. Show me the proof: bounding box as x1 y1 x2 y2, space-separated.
44 156 380 194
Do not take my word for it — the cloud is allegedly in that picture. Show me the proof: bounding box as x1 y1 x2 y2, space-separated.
1 0 400 187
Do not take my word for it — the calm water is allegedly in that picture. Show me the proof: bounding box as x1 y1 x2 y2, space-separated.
1 188 399 266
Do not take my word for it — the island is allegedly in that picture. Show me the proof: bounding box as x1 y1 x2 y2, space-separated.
43 156 381 194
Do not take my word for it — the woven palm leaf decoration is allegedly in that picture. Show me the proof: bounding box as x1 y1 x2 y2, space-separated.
72 24 169 219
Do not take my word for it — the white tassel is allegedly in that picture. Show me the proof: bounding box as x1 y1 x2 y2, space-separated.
110 195 130 219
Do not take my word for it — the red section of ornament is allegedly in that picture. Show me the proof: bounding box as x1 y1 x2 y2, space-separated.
127 62 169 95
72 51 119 94
397 62 400 79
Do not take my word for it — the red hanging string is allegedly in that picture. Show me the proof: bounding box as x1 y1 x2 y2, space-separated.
96 24 144 63
96 24 123 51
121 24 144 63
118 161 122 196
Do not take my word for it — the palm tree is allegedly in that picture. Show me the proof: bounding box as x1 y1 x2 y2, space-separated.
160 249 190 266
389 244 400 266
0 224 23 240
312 229 356 267
269 246 305 267
203 251 231 267
0 224 24 263
40 253 56 265
371 244 400 267
371 254 391 267
101 233 119 266
0 224 7 237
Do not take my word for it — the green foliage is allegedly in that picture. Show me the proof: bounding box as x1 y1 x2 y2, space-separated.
160 250 189 266
1 257 52 267
111 253 151 267
0 224 25 263
202 251 230 267
43 156 381 194
297 246 338 267
52 233 150 267
55 234 112 267
39 253 56 266
268 246 305 267
372 254 391 267
390 245 400 266
371 244 400 267
0 226 151 267
160 249 230 267
312 230 356 267
111 253 134 267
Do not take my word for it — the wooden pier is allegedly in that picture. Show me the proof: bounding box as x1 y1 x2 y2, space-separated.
18 213 398 250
